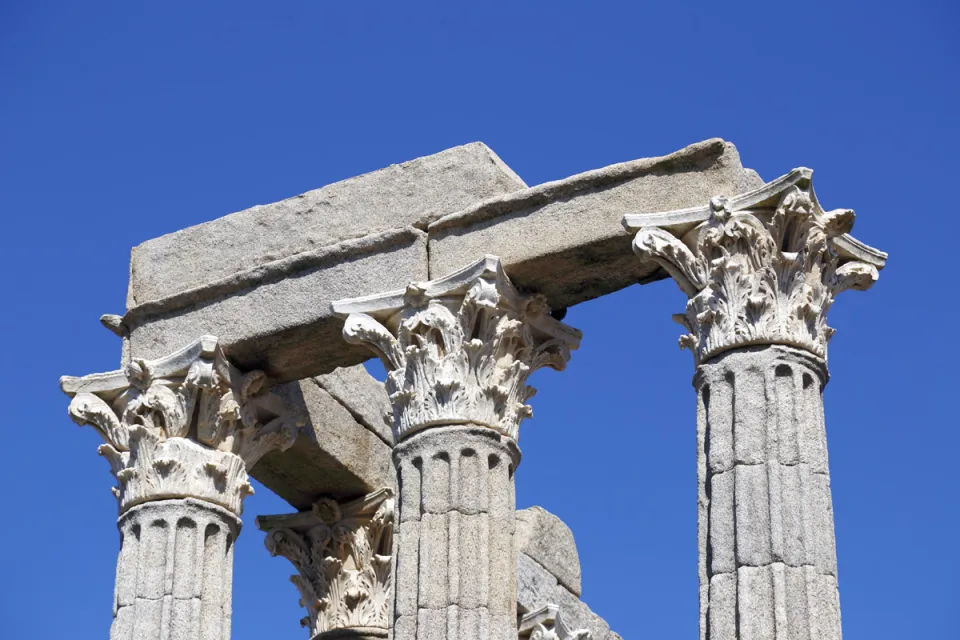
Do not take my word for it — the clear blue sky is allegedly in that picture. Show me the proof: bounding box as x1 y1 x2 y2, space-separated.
1 3 957 639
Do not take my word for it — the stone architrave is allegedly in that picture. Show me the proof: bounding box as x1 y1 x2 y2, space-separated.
518 604 593 640
623 169 887 640
332 255 581 640
60 335 302 640
256 489 395 640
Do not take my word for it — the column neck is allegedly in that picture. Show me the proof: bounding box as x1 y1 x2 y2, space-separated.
692 344 829 390
111 498 240 640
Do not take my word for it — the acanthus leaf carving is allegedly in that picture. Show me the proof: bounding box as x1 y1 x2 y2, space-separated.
258 489 394 637
626 173 886 364
519 604 593 640
334 256 581 443
60 335 304 514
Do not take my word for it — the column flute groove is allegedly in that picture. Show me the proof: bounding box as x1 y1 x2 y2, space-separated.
61 335 302 640
334 255 581 640
624 168 887 640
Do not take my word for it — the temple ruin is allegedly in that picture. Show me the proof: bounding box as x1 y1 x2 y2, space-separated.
60 139 887 640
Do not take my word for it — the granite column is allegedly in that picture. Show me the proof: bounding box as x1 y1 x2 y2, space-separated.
624 170 887 640
334 255 581 640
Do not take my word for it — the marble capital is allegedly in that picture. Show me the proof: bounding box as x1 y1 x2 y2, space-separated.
623 168 887 365
332 255 581 443
519 604 593 640
257 489 394 638
60 335 303 515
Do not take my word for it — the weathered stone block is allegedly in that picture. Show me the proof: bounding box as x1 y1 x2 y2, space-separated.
516 553 622 640
428 138 762 311
125 228 427 382
128 142 526 305
123 142 528 383
251 378 394 509
314 364 393 445
515 506 582 597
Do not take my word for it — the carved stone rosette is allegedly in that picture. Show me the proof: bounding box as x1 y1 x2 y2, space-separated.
623 168 887 365
61 335 301 515
257 489 395 639
332 255 582 443
518 605 592 640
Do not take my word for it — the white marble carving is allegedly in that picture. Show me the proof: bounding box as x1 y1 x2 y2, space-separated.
623 168 887 364
60 335 301 514
332 255 581 442
519 604 593 640
258 489 394 638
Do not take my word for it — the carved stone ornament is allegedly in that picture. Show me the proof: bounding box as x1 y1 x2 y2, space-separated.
257 489 394 638
332 255 581 443
623 168 887 364
60 335 301 515
518 604 592 640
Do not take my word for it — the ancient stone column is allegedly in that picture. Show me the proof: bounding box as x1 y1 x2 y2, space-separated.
60 336 301 640
257 489 395 640
623 169 887 640
333 255 581 640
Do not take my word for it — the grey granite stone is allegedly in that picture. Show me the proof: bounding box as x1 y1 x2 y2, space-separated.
126 228 427 381
391 427 519 640
696 346 841 639
128 142 526 306
314 364 393 445
515 506 582 596
124 141 527 383
516 553 621 640
252 378 394 509
428 138 763 311
113 499 241 640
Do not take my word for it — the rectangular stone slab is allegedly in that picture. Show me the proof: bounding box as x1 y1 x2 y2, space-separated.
122 142 528 382
123 139 761 386
125 228 428 382
127 142 526 306
253 377 395 509
427 138 763 310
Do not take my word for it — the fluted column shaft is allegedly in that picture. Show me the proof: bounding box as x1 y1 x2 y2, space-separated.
333 256 581 640
695 346 840 640
393 426 520 640
61 335 299 640
112 498 240 640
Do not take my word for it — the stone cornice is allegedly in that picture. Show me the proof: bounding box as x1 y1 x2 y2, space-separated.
623 169 886 364
332 255 581 443
257 489 394 638
60 335 302 514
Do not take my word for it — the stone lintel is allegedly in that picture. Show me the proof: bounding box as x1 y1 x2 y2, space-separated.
124 227 429 382
428 138 763 311
120 139 763 386
128 142 527 306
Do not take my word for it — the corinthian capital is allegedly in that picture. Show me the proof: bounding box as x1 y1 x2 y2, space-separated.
60 335 302 514
257 489 394 639
332 255 581 443
623 168 887 364
519 604 592 640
